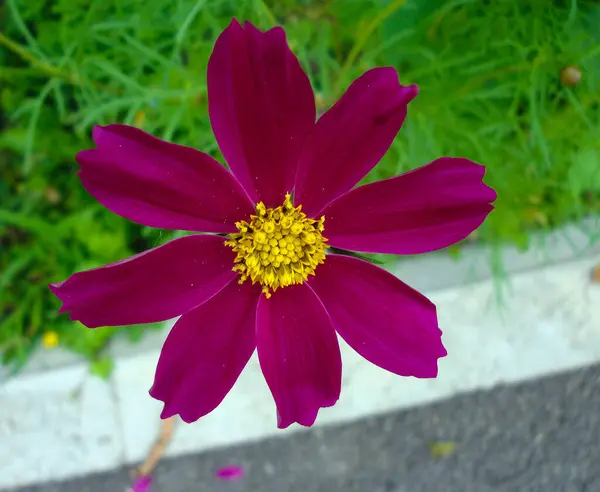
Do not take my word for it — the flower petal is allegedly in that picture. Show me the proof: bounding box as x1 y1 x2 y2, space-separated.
208 20 316 206
215 465 245 481
309 254 446 378
131 476 152 492
50 234 236 328
76 124 254 232
256 284 341 429
322 157 496 254
150 279 259 423
294 68 418 217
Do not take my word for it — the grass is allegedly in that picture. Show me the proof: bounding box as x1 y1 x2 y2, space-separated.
1 0 600 375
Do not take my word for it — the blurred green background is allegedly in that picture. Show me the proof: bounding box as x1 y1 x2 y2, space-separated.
1 0 599 375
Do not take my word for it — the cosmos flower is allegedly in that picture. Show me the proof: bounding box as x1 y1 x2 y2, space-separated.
50 19 496 429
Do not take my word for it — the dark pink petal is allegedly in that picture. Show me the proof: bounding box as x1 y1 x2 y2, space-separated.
76 124 254 233
256 284 341 429
50 235 235 328
150 279 259 423
131 476 152 492
322 157 496 254
215 465 245 481
294 68 418 217
208 20 316 206
309 254 446 378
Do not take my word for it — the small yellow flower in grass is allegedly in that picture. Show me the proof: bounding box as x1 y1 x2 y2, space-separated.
42 331 59 349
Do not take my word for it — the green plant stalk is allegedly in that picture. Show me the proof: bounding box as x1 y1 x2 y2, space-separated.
0 32 79 84
335 0 408 95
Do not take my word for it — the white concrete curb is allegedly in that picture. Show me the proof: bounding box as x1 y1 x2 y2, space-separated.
2 221 600 489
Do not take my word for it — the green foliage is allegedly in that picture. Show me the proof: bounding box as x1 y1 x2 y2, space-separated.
569 148 600 195
1 0 599 373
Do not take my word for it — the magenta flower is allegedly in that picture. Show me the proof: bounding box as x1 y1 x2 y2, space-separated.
50 20 496 429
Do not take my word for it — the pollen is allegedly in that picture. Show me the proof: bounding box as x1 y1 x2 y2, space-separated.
225 194 327 298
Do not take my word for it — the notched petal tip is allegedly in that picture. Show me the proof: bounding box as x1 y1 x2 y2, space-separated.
323 155 498 255
149 280 258 425
257 285 341 429
152 393 188 422
451 157 497 204
148 384 159 400
76 124 254 232
75 148 95 168
50 236 237 328
91 124 113 146
366 67 419 101
48 281 63 293
459 158 497 203
242 19 258 31
483 181 498 204
152 388 214 424
90 124 102 143
158 405 178 422
405 83 419 102
277 412 316 430
421 331 447 379
275 387 339 429
49 281 70 314
439 341 448 358
310 256 445 379
151 393 173 420
425 364 440 379
294 66 417 216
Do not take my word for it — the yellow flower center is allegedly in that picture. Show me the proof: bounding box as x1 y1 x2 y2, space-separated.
225 194 327 298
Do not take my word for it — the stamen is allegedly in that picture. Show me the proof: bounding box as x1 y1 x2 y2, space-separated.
225 194 327 298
